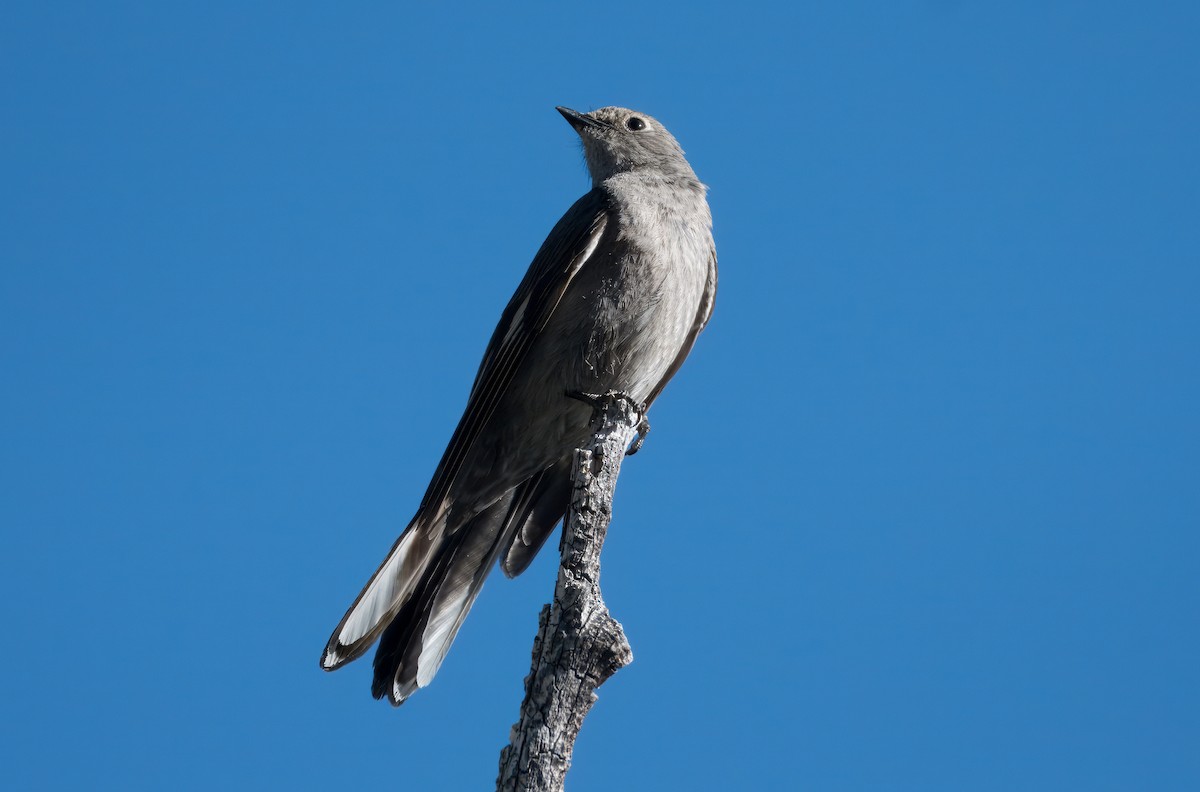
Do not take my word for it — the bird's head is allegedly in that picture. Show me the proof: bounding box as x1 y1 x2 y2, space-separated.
557 106 700 187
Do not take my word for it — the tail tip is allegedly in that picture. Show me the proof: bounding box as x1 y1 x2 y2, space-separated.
370 669 420 706
321 643 348 671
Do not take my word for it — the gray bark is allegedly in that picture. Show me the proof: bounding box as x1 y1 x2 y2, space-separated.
496 393 641 792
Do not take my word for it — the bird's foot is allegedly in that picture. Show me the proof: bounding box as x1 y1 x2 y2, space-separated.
565 390 649 455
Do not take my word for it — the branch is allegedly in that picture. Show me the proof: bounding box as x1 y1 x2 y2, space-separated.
496 393 642 792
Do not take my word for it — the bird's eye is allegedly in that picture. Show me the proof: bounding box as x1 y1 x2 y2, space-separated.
625 117 646 131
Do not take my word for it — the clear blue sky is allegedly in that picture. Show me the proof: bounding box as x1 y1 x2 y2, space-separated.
3 3 1197 790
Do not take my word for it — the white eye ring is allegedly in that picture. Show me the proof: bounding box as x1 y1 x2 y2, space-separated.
625 117 647 131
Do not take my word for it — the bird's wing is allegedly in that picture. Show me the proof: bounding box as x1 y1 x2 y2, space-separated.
416 187 612 528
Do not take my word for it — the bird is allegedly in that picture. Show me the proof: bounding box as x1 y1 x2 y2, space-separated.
321 105 717 705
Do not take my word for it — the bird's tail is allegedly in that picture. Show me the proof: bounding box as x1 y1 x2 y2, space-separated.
322 474 563 704
320 509 447 673
320 504 516 704
368 501 519 703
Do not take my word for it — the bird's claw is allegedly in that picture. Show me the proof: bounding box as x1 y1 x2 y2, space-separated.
626 414 651 456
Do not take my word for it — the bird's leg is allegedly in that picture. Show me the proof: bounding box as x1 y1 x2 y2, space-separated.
565 389 606 412
565 390 650 456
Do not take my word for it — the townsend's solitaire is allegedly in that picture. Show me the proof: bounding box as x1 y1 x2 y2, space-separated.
321 105 717 704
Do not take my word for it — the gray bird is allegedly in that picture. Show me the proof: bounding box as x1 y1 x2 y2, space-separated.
321 105 717 705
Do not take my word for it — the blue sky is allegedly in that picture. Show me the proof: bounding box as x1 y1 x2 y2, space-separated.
3 2 1198 790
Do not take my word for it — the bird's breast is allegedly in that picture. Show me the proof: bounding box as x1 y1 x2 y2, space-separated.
551 190 712 402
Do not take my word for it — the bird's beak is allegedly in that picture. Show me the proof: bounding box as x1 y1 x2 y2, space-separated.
557 106 608 133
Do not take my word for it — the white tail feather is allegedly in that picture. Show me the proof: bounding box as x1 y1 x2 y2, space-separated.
415 585 474 689
338 532 417 644
322 511 447 669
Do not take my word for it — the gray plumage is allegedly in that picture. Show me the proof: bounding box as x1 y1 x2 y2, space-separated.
321 105 717 705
